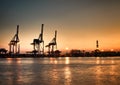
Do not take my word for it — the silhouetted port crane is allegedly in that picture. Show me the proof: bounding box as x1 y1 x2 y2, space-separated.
46 30 57 55
9 25 20 54
31 24 44 54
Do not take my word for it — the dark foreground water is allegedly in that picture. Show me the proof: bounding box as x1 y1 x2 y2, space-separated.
0 57 120 85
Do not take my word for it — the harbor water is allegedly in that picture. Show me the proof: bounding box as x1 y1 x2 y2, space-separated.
0 57 120 85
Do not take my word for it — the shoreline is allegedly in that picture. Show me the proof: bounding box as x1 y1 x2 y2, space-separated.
0 54 120 58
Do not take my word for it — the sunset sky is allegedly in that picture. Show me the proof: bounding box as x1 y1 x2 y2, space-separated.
0 0 120 53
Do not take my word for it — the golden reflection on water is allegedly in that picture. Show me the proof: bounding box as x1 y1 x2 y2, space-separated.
109 59 117 75
96 67 102 74
49 57 70 65
101 60 104 64
96 57 100 64
64 66 71 85
52 69 59 81
54 60 58 64
48 67 59 85
95 58 118 85
49 57 71 85
2 57 120 85
7 58 22 64
65 57 70 64
50 58 58 64
96 59 100 64
7 58 12 64
6 58 34 84
16 58 21 64
95 66 102 85
111 60 115 64
6 58 22 84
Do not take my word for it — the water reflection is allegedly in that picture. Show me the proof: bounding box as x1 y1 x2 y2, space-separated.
65 57 70 64
110 64 117 82
16 58 21 64
94 58 119 85
64 66 71 85
96 57 100 64
1 57 120 85
49 57 70 64
111 60 115 64
52 69 59 81
50 58 58 64
109 59 117 76
96 57 116 65
6 58 22 64
7 58 13 64
95 66 102 85
7 58 22 85
4 58 34 85
101 60 104 64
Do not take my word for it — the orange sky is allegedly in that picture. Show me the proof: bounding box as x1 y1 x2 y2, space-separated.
0 0 120 53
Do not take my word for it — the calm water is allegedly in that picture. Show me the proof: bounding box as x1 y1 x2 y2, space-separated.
0 57 120 85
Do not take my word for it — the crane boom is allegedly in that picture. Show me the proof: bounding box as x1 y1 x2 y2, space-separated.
55 30 57 44
17 25 19 35
39 24 44 41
